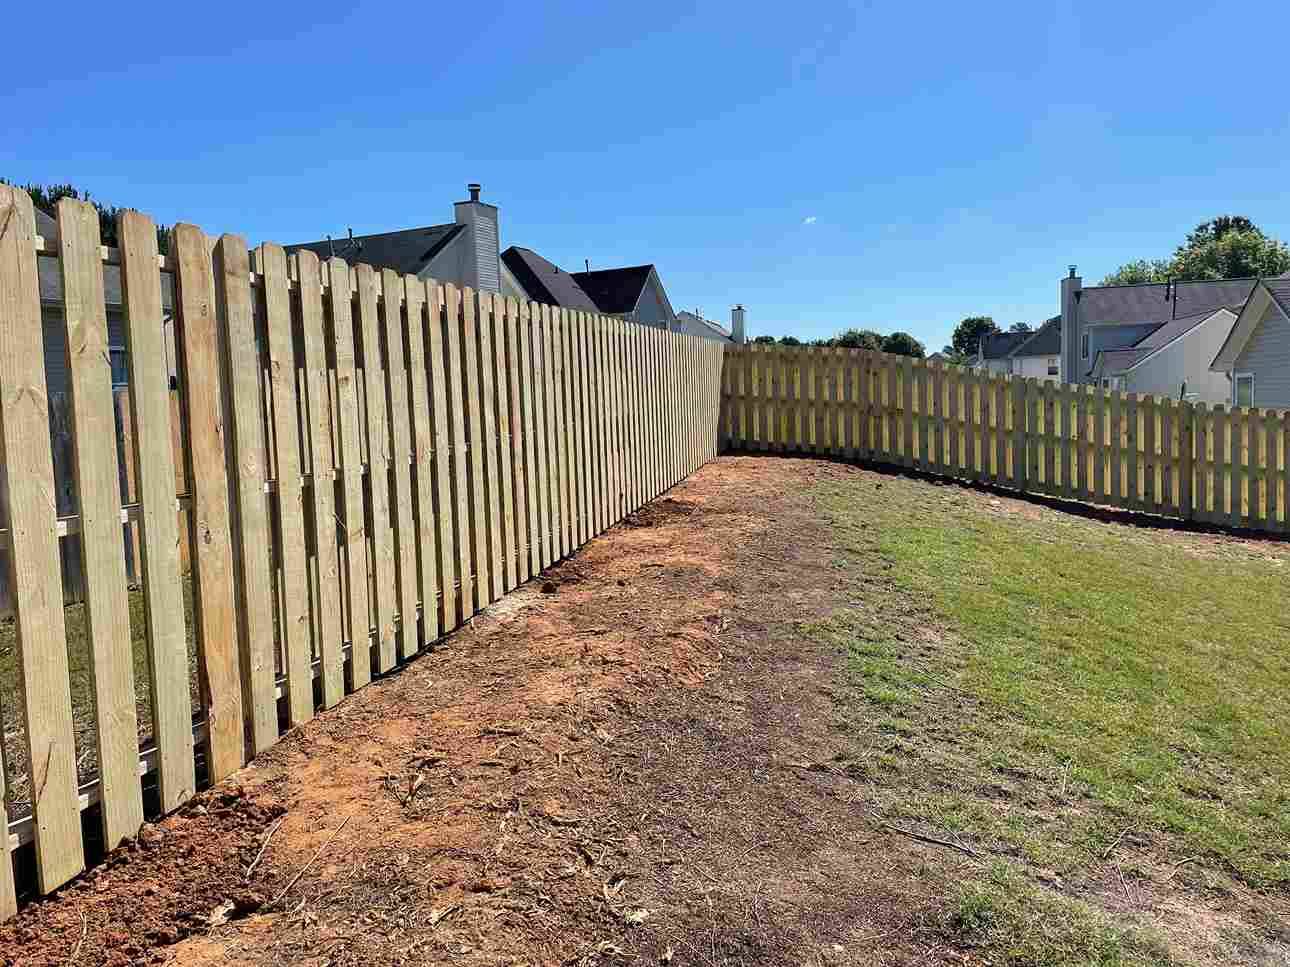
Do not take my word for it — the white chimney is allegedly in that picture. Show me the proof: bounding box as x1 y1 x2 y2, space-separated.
453 183 500 294
731 304 747 344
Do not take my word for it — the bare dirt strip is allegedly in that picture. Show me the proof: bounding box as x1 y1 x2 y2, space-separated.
5 455 1279 966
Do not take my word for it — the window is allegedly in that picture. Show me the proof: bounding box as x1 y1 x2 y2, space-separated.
1047 358 1058 376
1235 373 1255 409
1081 333 1089 359
109 346 129 388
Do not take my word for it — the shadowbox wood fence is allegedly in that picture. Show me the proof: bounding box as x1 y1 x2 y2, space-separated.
720 344 1289 532
0 188 724 917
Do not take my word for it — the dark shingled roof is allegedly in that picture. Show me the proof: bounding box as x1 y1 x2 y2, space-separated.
1079 278 1256 327
1132 307 1231 352
979 331 1031 359
285 223 463 276
1010 316 1062 357
569 265 654 315
1097 348 1152 374
1265 278 1290 316
500 247 600 312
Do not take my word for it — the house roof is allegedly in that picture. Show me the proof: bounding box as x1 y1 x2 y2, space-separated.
285 223 464 276
570 265 655 315
1210 279 1290 371
675 310 731 340
1079 277 1257 327
1130 307 1229 352
1010 316 1062 357
1095 348 1152 375
500 247 600 312
979 331 1030 359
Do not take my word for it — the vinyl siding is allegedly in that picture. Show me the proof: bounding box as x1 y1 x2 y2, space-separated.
1124 310 1233 403
1233 301 1290 410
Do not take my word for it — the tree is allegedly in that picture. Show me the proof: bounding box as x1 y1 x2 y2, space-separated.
1101 216 1290 285
1008 321 1033 333
948 316 998 357
833 328 884 351
1101 258 1171 285
880 331 925 358
778 335 802 346
3 179 171 254
751 334 776 345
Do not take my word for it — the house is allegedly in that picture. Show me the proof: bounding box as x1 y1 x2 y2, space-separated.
674 309 733 343
500 246 677 330
1088 306 1236 400
1209 278 1290 410
971 318 1060 381
285 184 531 300
1058 267 1255 399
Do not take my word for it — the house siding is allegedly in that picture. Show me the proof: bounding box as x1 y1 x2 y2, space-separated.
1233 301 1290 410
632 278 670 328
1013 354 1059 382
1124 311 1233 403
1081 324 1158 381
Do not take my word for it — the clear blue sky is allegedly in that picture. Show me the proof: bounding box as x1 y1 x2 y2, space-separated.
6 1 1289 351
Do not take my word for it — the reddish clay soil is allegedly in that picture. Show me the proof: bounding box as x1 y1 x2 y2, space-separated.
0 457 996 966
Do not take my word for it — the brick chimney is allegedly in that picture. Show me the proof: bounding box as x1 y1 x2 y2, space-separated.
453 183 500 294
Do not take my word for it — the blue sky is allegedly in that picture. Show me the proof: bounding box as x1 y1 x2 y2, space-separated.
6 0 1289 351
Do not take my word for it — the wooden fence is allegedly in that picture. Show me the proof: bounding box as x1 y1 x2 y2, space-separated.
721 344 1289 533
0 188 724 917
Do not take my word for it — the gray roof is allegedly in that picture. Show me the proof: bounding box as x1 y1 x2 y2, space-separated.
570 265 654 315
1010 316 1061 357
1131 307 1230 352
979 331 1030 359
285 223 463 276
1097 348 1151 374
500 247 600 312
1079 278 1256 327
1265 278 1290 316
675 310 731 341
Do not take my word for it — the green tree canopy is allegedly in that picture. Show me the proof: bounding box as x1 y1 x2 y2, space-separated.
1008 321 1033 333
833 328 884 351
880 331 925 358
949 316 998 357
751 334 776 345
5 179 171 254
1101 216 1290 285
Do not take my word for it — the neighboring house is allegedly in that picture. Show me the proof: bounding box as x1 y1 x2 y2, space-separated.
973 318 1062 381
1057 267 1255 387
286 184 525 299
1209 278 1290 410
501 246 677 330
674 309 732 343
34 206 178 398
1087 307 1236 401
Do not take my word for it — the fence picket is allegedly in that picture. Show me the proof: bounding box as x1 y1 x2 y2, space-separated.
403 278 439 645
56 199 144 850
261 244 314 724
380 270 419 658
425 282 457 633
119 211 196 808
327 259 372 687
476 293 504 599
173 224 244 782
0 188 85 891
506 298 532 581
442 284 473 623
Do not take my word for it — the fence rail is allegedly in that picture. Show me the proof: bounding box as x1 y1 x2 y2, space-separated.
0 188 724 917
720 344 1289 533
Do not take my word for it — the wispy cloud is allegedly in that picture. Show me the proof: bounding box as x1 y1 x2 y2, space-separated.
802 215 818 225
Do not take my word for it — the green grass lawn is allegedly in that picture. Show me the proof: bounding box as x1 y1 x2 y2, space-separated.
807 471 1290 965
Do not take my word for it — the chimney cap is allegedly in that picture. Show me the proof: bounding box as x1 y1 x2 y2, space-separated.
467 183 481 202
1068 265 1077 279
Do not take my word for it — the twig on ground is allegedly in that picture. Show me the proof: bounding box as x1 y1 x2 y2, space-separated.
67 910 87 965
266 815 352 909
1102 825 1135 860
244 816 285 880
881 822 979 858
1162 856 1198 883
